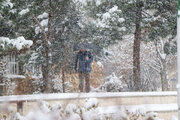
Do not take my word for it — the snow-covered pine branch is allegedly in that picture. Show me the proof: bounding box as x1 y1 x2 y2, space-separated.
0 36 33 51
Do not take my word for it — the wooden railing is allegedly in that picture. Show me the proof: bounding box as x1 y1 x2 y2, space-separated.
0 91 178 120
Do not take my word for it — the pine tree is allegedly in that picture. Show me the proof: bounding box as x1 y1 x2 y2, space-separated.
119 0 177 91
144 0 177 91
73 0 126 47
11 0 80 93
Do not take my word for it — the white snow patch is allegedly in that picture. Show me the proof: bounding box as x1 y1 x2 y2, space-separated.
40 19 48 27
19 8 29 16
176 83 180 89
0 36 33 50
37 12 49 19
146 9 157 16
2 0 13 8
65 104 81 120
4 75 26 79
160 53 166 60
84 98 98 109
9 9 17 13
118 18 125 23
172 115 178 120
143 112 161 120
39 101 51 113
102 12 110 20
15 113 26 120
65 104 78 114
178 10 180 16
35 19 48 34
118 27 126 32
96 61 103 67
96 5 124 29
77 0 87 6
109 5 120 13
82 98 100 120
96 0 102 6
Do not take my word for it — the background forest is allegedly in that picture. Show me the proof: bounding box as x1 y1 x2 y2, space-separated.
0 0 178 94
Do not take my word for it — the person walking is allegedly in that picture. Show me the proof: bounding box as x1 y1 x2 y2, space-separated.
74 48 93 92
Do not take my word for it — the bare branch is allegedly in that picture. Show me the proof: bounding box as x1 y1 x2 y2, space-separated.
31 14 49 47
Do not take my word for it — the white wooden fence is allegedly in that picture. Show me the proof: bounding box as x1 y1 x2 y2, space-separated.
0 91 178 120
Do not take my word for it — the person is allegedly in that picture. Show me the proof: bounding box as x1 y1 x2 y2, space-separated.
74 48 93 92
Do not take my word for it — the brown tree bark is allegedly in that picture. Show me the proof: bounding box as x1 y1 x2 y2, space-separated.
62 68 65 93
0 75 3 96
42 46 51 93
133 1 143 91
32 19 51 93
31 0 55 93
160 61 168 91
44 0 54 93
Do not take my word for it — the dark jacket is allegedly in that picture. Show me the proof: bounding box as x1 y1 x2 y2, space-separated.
74 51 93 72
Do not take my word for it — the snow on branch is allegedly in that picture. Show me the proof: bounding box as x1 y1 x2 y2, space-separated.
19 8 30 16
2 0 13 8
0 36 33 51
96 5 125 29
37 12 49 19
31 14 49 47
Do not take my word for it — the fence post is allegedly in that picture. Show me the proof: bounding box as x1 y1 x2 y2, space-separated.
17 101 23 115
0 76 4 96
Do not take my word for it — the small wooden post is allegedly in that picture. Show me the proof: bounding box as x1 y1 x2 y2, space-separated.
0 84 3 96
17 101 23 114
0 76 3 96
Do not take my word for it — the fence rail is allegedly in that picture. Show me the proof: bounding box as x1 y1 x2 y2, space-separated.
0 91 178 120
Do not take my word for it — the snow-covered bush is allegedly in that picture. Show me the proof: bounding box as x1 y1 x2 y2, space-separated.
0 98 166 120
65 104 81 120
4 101 79 120
110 110 129 120
52 76 73 93
143 112 163 120
81 98 103 120
93 73 127 92
110 110 163 120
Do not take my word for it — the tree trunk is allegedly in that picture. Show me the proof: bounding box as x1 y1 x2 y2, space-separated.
32 14 51 93
161 60 169 91
43 46 51 93
62 68 65 93
0 75 3 96
43 0 54 93
133 1 142 91
48 0 53 43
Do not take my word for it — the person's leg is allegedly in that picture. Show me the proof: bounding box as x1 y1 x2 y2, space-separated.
78 72 84 92
85 72 90 92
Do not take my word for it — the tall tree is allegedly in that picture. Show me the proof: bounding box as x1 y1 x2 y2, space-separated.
121 0 177 91
30 0 79 92
133 1 143 91
2 0 78 93
73 0 126 48
145 0 177 90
